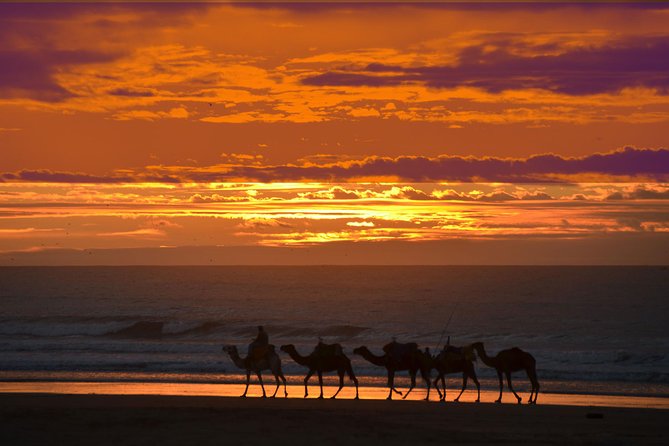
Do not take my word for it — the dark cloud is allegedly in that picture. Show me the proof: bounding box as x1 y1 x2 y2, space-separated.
195 147 667 183
0 3 211 22
1 170 180 184
0 50 119 102
200 147 669 182
107 88 156 98
303 37 669 95
607 187 669 200
0 3 211 102
2 147 667 184
2 170 133 183
521 192 553 201
234 2 669 13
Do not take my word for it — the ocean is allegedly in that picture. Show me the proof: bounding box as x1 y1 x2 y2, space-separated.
1 266 667 397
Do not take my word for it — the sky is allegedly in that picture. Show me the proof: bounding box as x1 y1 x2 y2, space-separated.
1 1 668 265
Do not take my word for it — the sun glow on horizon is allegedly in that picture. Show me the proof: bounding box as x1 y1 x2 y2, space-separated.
1 182 667 256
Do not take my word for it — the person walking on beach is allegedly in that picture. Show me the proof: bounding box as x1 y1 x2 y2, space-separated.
248 325 269 361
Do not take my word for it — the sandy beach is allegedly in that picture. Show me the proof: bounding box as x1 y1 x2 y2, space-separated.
1 391 667 446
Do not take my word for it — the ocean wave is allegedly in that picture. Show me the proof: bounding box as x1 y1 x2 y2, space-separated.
0 318 373 342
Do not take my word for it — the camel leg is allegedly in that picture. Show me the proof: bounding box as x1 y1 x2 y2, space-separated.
303 370 314 398
495 370 504 403
527 368 540 404
440 375 447 402
472 372 481 403
331 370 344 399
433 376 442 400
505 372 522 404
347 364 359 400
454 373 468 402
403 371 417 400
271 374 280 398
256 372 266 398
280 372 288 398
387 370 396 400
241 371 251 397
317 371 324 399
422 370 432 401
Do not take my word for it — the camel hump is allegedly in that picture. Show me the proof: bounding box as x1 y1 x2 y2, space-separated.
250 344 274 361
383 341 419 361
443 344 463 355
314 342 343 357
462 344 476 362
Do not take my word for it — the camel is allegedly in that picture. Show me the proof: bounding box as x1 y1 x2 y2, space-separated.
353 342 432 400
280 343 359 399
471 342 539 404
222 344 288 398
431 345 480 403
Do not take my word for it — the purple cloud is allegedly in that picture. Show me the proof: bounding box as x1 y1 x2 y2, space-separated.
0 50 119 102
181 147 669 183
303 37 669 95
107 88 156 98
2 147 668 184
1 170 180 184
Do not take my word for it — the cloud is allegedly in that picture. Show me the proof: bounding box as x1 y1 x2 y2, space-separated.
150 146 669 183
0 49 119 102
302 36 669 95
1 169 180 184
97 228 166 238
236 218 291 230
347 221 375 227
107 88 156 97
606 186 669 200
0 228 64 238
112 107 189 121
299 186 366 200
189 193 253 203
3 147 668 184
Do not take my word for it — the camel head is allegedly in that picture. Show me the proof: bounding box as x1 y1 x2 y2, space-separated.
221 344 237 354
279 344 295 353
352 346 367 356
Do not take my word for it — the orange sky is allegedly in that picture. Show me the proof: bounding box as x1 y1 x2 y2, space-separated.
1 2 668 264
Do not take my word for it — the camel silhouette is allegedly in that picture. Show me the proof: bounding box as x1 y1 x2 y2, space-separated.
353 342 432 400
222 344 288 398
280 343 359 399
471 342 539 404
431 345 480 403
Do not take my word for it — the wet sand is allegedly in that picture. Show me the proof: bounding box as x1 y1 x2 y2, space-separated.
1 391 667 445
1 381 669 409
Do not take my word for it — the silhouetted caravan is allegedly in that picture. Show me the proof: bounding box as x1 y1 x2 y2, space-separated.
431 344 481 402
471 342 540 404
222 344 288 398
354 340 432 400
280 341 359 399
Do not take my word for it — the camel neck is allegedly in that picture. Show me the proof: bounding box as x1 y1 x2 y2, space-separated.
285 347 311 366
475 345 497 367
227 349 246 369
360 348 386 366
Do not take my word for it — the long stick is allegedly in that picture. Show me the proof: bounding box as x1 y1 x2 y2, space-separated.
435 299 460 351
